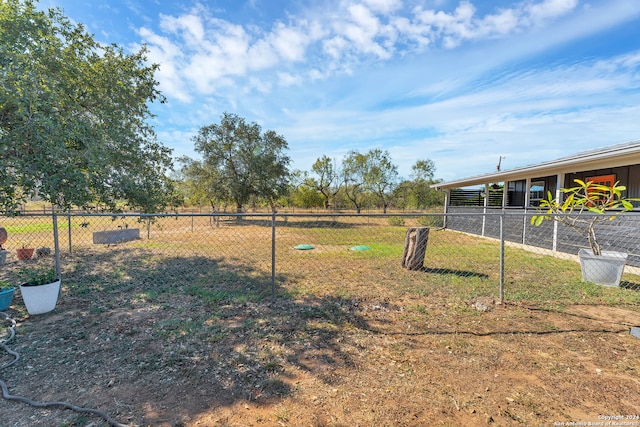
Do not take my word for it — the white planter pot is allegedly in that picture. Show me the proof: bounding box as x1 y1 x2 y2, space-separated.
578 249 627 287
19 279 61 315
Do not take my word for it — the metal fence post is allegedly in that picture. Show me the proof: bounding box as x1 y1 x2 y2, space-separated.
67 214 72 253
271 211 276 300
52 212 62 280
499 212 505 304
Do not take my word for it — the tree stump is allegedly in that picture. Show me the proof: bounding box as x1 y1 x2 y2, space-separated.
401 227 429 270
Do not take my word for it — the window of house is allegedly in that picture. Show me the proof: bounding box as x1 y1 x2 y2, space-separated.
529 181 545 206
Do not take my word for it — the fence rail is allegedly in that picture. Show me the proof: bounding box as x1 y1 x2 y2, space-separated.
1 211 639 304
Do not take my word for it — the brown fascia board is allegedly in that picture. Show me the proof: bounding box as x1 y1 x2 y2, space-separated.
432 140 640 190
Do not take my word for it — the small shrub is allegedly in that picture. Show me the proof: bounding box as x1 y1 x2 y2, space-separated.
387 217 405 226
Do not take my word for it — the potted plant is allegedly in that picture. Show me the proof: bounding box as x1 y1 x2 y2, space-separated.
18 266 61 315
531 179 640 286
16 244 35 261
0 280 16 311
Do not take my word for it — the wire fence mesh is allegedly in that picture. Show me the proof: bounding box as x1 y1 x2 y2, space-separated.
1 211 639 305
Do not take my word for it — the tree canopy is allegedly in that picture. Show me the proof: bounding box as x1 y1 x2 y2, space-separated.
191 112 291 212
340 149 400 213
364 149 398 213
0 0 174 213
341 150 369 213
311 155 340 209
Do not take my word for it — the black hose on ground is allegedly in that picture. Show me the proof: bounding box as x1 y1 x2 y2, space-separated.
0 312 131 427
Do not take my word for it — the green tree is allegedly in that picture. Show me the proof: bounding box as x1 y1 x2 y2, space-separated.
392 180 413 210
0 0 173 213
342 150 368 213
192 112 291 213
364 149 398 213
176 156 230 211
410 159 436 182
287 170 324 209
311 155 341 209
406 159 444 209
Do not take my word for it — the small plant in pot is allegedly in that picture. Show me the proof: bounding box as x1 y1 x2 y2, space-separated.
18 265 61 315
0 279 16 311
531 179 640 286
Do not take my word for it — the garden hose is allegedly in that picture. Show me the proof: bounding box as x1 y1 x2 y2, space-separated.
0 312 130 427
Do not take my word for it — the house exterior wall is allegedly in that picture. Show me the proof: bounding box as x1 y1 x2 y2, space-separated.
503 164 640 208
440 155 640 268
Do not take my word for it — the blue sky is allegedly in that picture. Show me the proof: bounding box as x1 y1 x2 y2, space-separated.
38 0 640 182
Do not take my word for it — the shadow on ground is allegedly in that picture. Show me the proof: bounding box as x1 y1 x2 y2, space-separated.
3 245 639 426
620 280 640 291
1 246 370 426
421 266 489 278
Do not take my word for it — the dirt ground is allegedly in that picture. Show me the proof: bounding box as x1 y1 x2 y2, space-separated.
1 288 639 427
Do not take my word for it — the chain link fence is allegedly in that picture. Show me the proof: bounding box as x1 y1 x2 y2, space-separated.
1 211 639 305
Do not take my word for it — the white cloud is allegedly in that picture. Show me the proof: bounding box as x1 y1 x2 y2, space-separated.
278 72 302 86
133 0 640 182
479 8 519 36
323 36 349 59
247 39 280 69
267 22 312 62
412 0 578 48
337 3 393 58
136 27 191 102
273 44 640 179
159 12 205 43
526 0 579 25
362 0 402 14
139 0 588 104
248 76 273 94
182 18 252 92
413 1 477 46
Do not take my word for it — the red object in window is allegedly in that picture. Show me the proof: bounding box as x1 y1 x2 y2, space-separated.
585 174 616 205
586 174 615 187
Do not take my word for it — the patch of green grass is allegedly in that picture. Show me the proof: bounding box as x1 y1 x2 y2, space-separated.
152 315 227 342
133 290 159 302
344 242 404 258
387 216 405 227
4 221 68 234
